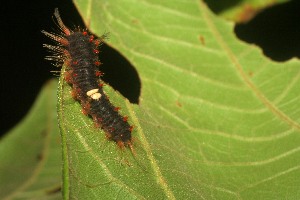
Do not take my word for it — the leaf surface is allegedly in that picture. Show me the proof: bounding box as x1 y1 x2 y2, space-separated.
57 0 300 199
204 0 289 22
0 80 61 200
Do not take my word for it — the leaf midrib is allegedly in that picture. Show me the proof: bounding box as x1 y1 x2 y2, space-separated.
79 2 177 199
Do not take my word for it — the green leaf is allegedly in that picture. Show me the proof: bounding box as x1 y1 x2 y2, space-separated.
0 80 61 200
59 0 300 199
204 0 289 23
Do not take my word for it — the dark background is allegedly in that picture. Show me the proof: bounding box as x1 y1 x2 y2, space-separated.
1 0 79 136
0 0 299 136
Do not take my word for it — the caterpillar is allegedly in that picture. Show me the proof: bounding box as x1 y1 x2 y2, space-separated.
42 8 134 149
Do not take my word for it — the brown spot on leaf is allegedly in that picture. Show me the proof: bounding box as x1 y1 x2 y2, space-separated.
46 185 61 195
237 4 260 23
248 71 254 77
176 101 182 107
37 153 43 161
132 19 139 24
199 35 205 45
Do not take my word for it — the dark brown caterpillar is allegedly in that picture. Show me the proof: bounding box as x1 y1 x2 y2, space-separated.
42 9 133 149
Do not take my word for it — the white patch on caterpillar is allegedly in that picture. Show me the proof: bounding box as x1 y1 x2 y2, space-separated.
86 89 101 100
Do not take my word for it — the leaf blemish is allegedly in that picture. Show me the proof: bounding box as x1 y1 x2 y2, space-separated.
199 35 205 45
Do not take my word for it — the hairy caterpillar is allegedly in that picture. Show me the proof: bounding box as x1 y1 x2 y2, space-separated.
42 9 133 149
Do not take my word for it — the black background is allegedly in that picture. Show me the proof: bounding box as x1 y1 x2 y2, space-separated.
0 0 299 136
